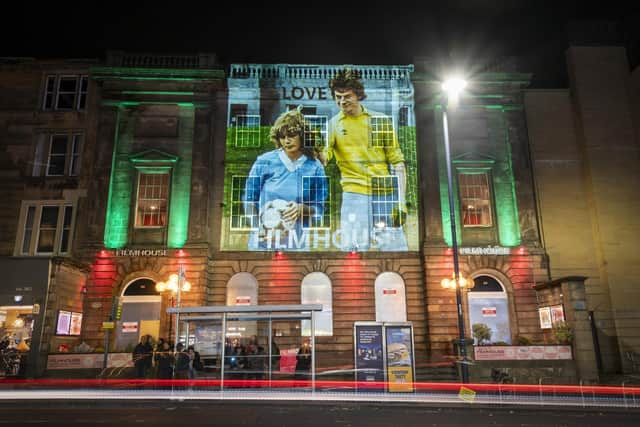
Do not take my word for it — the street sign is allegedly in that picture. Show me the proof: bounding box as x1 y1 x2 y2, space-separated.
102 322 115 329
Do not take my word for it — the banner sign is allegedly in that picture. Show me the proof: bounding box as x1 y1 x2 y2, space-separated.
385 325 415 392
47 353 133 370
474 345 572 360
221 64 418 252
354 324 384 384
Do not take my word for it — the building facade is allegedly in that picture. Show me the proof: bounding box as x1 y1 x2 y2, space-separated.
0 42 637 381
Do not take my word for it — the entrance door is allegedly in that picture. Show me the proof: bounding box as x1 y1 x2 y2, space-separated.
115 278 161 351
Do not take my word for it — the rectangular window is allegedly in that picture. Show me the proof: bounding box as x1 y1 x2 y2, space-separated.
234 114 261 148
458 172 492 227
233 176 259 230
370 115 395 147
301 176 330 229
42 74 88 111
371 176 402 228
17 202 75 256
135 173 170 227
41 133 84 177
303 115 328 148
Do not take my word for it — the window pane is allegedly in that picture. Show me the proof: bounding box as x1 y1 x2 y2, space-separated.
459 173 492 227
135 173 169 227
47 135 68 176
21 206 36 254
58 77 77 92
37 206 59 253
69 135 82 176
60 206 73 253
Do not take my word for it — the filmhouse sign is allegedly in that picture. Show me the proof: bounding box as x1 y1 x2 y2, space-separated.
114 249 168 257
459 246 511 256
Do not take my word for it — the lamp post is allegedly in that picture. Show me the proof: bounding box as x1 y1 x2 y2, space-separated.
440 77 470 383
155 265 191 353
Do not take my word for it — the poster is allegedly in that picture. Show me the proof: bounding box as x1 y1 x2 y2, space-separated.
385 325 415 392
56 310 71 335
221 64 418 252
550 305 565 324
538 307 552 329
354 324 384 384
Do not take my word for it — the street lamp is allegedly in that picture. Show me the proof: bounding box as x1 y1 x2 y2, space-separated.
441 77 470 383
156 265 191 353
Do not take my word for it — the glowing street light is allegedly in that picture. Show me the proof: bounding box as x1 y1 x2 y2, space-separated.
156 266 190 352
441 76 471 383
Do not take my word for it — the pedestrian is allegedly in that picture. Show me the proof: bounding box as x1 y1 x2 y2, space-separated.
174 343 190 380
155 341 174 379
295 338 312 380
132 334 153 378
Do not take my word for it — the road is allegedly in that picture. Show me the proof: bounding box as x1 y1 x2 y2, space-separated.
0 398 638 426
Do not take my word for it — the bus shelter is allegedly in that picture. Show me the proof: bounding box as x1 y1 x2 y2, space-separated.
166 304 323 387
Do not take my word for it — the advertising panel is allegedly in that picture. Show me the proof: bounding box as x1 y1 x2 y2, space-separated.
354 323 384 384
385 324 415 392
221 65 418 252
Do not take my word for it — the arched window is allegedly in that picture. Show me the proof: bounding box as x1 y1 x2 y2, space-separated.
116 277 161 351
468 275 511 344
226 272 258 306
374 272 407 322
301 272 332 336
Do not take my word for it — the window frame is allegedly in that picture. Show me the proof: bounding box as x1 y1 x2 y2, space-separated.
457 169 494 228
42 74 88 111
35 131 84 177
133 171 171 229
15 200 76 256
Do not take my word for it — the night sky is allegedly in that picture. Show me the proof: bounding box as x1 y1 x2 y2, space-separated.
4 1 638 87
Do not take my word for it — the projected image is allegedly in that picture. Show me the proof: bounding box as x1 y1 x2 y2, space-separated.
221 65 418 252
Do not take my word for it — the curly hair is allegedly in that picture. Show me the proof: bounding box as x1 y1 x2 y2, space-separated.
329 69 367 101
269 107 317 158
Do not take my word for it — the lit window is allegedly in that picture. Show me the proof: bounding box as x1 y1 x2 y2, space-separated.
135 173 169 227
301 272 333 336
233 176 259 230
375 272 407 322
458 172 492 227
301 176 330 229
370 115 394 147
234 114 261 148
42 75 88 111
371 176 402 228
303 115 328 148
17 202 75 255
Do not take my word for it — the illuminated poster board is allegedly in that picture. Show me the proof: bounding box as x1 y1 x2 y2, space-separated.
221 64 418 252
354 323 384 385
56 310 82 336
385 323 415 392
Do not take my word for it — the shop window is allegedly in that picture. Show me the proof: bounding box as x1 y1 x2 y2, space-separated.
371 176 402 229
468 275 511 344
32 132 83 177
16 201 75 256
301 272 332 336
370 115 395 148
42 74 88 111
375 272 407 322
134 172 169 228
458 172 493 227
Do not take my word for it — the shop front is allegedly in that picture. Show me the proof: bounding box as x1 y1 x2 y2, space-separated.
0 258 50 377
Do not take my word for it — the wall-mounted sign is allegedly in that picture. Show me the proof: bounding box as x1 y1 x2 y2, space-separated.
481 307 497 317
114 249 168 257
235 296 251 306
459 246 511 255
122 322 138 333
474 345 572 360
382 288 397 295
550 304 565 324
102 322 115 329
